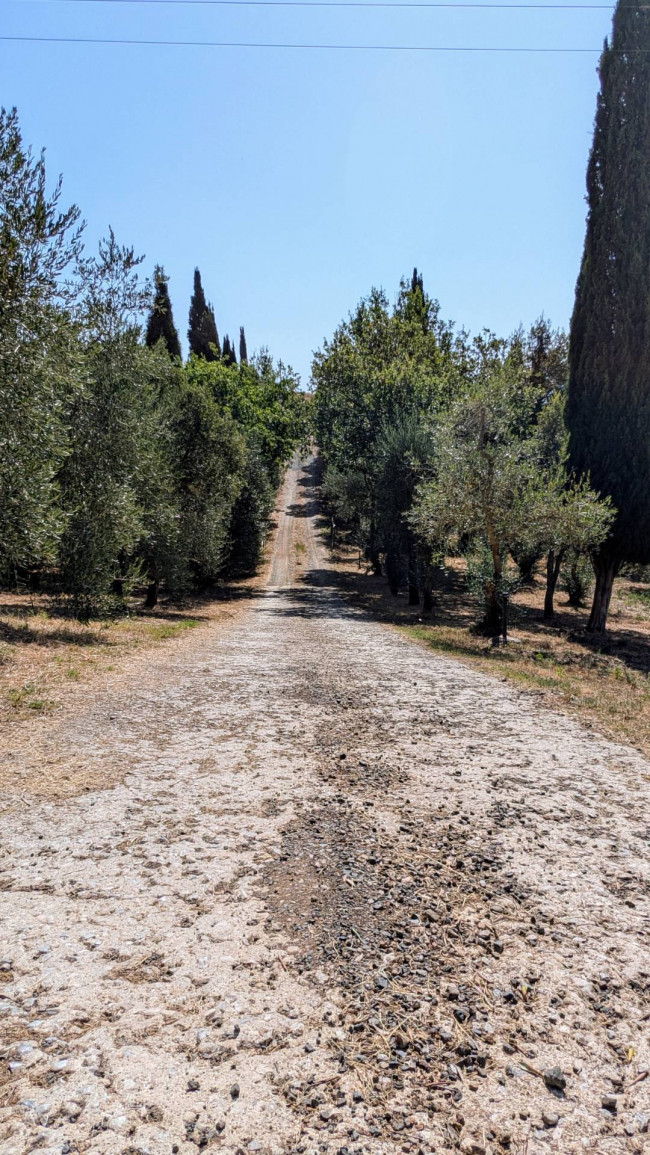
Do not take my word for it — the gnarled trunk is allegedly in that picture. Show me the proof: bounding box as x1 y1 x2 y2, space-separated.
144 580 159 609
587 550 620 633
543 548 564 620
485 515 503 632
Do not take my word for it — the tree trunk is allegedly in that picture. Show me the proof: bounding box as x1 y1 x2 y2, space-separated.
543 549 564 620
422 566 434 615
385 548 400 597
367 520 382 575
514 549 539 585
587 550 620 633
407 542 419 606
485 517 502 632
144 580 159 609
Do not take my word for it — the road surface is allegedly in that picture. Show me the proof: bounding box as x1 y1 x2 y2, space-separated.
1 458 650 1155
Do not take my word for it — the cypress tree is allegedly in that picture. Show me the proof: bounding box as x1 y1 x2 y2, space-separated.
411 267 424 295
188 268 220 361
222 335 237 366
566 0 650 631
145 265 181 360
239 326 248 364
405 267 428 333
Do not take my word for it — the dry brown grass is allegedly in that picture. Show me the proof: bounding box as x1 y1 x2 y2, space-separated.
323 545 650 760
0 592 232 732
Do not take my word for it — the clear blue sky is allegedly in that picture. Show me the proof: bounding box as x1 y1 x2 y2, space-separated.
2 0 613 382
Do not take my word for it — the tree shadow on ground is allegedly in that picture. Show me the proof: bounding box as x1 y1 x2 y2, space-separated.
0 619 109 647
320 538 650 677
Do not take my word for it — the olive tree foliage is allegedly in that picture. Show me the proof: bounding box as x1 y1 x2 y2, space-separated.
171 377 246 587
313 274 462 583
59 236 253 609
374 413 435 603
225 447 275 578
410 370 613 630
57 232 162 611
205 351 309 485
508 319 570 581
185 351 310 578
0 106 83 581
0 108 307 613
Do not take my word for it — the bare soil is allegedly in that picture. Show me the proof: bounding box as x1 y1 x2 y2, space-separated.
1 458 650 1155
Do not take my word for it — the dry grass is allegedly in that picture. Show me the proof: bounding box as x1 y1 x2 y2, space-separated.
0 590 249 737
322 545 650 760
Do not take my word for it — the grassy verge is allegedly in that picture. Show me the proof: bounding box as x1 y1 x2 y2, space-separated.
0 594 236 729
403 622 650 757
322 543 650 760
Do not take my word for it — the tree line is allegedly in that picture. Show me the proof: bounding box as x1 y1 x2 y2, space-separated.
314 275 611 631
0 108 308 615
314 0 650 636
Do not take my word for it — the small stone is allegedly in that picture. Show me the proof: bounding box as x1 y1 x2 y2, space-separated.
542 1110 559 1128
492 939 504 954
230 1083 240 1100
320 1107 334 1121
187 1079 200 1092
543 1066 566 1091
601 1094 618 1112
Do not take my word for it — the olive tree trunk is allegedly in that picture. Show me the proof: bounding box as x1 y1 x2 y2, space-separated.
587 550 620 632
543 549 564 620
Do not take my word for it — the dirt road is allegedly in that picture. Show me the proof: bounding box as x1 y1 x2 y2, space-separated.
2 458 650 1155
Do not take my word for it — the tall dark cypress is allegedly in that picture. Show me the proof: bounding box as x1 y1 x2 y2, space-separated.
566 0 650 631
411 267 424 295
145 265 181 360
239 326 248 364
188 268 220 361
222 335 237 367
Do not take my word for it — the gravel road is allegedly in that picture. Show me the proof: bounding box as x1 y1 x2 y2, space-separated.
1 457 650 1155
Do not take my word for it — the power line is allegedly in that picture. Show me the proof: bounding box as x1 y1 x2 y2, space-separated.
0 33 612 46
14 0 619 8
